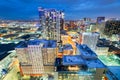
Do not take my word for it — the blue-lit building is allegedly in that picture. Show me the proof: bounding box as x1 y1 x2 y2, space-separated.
55 44 106 80
76 44 106 80
106 66 120 80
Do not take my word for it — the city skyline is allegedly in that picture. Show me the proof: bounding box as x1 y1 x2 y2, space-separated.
0 3 120 79
0 0 120 20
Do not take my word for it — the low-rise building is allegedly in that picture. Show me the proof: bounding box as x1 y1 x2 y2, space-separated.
55 44 106 80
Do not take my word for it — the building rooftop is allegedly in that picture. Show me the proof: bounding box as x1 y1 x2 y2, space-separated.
0 43 17 52
77 44 97 59
16 41 28 48
62 55 106 68
28 39 45 45
16 39 57 48
42 40 56 48
82 32 100 36
106 66 120 80
85 59 106 68
62 55 85 65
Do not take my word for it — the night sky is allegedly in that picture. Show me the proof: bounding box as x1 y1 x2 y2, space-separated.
0 0 120 20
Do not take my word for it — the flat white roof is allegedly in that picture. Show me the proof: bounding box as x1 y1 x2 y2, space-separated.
85 59 106 68
63 55 85 65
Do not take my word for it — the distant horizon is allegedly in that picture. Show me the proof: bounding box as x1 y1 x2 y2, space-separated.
0 0 120 20
0 16 120 21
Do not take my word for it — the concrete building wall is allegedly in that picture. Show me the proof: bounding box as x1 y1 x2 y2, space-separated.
16 44 44 75
21 65 32 74
28 45 44 74
44 66 54 72
42 48 56 65
16 48 28 63
82 32 99 50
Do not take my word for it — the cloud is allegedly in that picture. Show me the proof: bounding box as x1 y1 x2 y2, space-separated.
0 0 120 20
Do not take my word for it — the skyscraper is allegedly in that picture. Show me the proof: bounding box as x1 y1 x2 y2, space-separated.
83 17 91 22
97 17 105 23
38 7 64 42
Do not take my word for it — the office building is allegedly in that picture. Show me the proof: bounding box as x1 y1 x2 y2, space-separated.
16 40 44 75
42 40 57 66
16 39 57 75
42 40 57 72
81 32 100 50
38 7 64 42
83 17 91 22
55 44 106 80
76 44 106 80
97 17 105 23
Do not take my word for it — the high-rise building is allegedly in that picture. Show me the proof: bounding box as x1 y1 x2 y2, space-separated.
38 7 64 42
83 17 91 22
97 17 105 23
15 39 57 75
81 32 100 50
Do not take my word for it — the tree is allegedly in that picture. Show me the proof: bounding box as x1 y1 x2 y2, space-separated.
104 20 120 37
